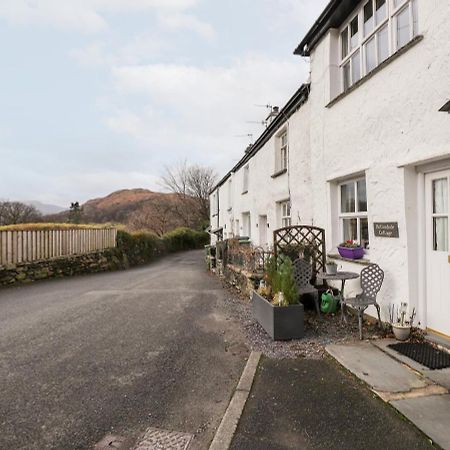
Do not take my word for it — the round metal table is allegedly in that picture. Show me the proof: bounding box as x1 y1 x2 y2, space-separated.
317 271 360 321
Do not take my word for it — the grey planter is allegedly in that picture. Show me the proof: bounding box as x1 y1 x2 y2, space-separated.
252 291 304 340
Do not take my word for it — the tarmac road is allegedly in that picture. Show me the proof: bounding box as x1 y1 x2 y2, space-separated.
0 250 249 450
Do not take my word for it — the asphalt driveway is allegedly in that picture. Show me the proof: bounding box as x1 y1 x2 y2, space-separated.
0 250 249 449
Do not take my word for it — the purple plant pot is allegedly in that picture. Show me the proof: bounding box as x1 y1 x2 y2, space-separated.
338 246 365 260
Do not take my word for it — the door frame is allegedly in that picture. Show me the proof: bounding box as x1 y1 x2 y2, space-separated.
416 158 450 335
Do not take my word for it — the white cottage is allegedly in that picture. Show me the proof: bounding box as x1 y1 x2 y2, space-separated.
210 0 450 338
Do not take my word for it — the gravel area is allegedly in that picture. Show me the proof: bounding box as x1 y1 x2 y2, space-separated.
220 282 389 359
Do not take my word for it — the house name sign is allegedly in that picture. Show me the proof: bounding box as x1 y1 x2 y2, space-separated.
374 222 399 238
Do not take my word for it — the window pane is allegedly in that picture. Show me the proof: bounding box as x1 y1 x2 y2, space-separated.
377 25 389 63
433 178 448 214
350 16 359 49
365 37 377 73
412 0 418 36
364 1 374 36
433 218 448 251
343 218 358 242
375 0 386 24
341 183 356 213
397 7 411 49
357 179 367 212
352 51 361 84
343 63 351 91
341 28 349 58
360 218 370 249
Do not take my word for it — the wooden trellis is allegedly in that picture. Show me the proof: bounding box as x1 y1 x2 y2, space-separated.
273 225 326 276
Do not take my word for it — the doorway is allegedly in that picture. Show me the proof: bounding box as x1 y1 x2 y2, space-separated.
425 169 450 337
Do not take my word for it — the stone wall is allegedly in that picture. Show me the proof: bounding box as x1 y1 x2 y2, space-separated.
221 263 262 299
0 250 127 287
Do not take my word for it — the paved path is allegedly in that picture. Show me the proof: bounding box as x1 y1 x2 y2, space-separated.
0 250 249 450
230 357 434 450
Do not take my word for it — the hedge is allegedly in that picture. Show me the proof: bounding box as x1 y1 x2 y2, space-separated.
115 227 209 267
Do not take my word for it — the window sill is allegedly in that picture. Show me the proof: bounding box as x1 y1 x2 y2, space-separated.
327 35 423 109
242 190 248 195
271 168 287 179
328 253 371 266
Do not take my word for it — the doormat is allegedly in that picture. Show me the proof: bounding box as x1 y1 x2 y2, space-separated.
388 342 450 370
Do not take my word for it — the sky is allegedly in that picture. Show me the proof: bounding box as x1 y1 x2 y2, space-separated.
0 0 328 207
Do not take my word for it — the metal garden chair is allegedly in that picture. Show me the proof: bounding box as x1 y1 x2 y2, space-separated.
342 263 384 340
293 258 320 318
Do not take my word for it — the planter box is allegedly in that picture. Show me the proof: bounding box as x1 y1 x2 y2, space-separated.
252 291 304 340
338 246 365 260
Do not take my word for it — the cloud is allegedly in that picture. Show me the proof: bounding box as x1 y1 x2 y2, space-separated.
0 0 203 34
158 13 215 40
106 55 308 172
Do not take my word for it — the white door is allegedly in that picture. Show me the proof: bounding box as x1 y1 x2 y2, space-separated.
259 215 268 249
425 170 450 337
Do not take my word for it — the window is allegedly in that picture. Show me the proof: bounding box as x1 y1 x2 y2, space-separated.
339 178 369 249
340 0 418 92
228 180 232 209
280 200 292 228
242 165 249 193
276 130 288 172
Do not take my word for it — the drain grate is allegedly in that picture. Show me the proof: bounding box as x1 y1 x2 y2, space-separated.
134 427 193 450
388 342 450 370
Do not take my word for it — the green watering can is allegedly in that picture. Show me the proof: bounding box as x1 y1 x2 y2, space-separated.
320 289 338 314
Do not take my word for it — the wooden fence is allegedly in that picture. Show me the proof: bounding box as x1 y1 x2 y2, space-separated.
0 228 117 267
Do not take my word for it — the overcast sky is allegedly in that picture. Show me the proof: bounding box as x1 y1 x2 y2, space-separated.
0 0 328 207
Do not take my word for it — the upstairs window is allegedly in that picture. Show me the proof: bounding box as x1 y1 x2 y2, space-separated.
276 130 288 172
242 165 249 193
339 178 369 249
340 0 418 93
227 179 232 209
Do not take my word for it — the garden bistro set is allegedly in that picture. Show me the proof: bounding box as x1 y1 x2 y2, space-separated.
213 225 416 343
246 226 386 341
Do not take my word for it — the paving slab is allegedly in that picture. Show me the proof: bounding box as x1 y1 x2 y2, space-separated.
391 395 450 450
326 342 427 393
424 368 450 391
373 340 450 390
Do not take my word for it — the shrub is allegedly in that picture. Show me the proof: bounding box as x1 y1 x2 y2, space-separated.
278 256 299 306
163 227 209 253
116 230 165 266
116 227 208 267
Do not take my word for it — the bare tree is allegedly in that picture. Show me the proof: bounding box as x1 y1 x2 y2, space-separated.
0 201 42 225
161 161 217 227
128 199 178 236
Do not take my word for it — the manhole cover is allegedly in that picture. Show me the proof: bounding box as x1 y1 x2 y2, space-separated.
388 342 450 370
134 427 193 450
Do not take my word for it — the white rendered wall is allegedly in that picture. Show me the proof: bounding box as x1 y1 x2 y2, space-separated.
308 0 450 323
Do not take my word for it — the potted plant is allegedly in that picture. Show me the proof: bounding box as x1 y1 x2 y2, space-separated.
252 254 304 340
389 303 416 341
325 259 338 275
338 240 365 260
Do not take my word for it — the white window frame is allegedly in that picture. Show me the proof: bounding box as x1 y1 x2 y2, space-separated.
338 178 369 248
227 179 232 210
280 200 292 228
276 129 288 172
339 0 418 92
242 165 249 193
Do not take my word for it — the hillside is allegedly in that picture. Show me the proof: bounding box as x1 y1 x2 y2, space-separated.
45 189 201 235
